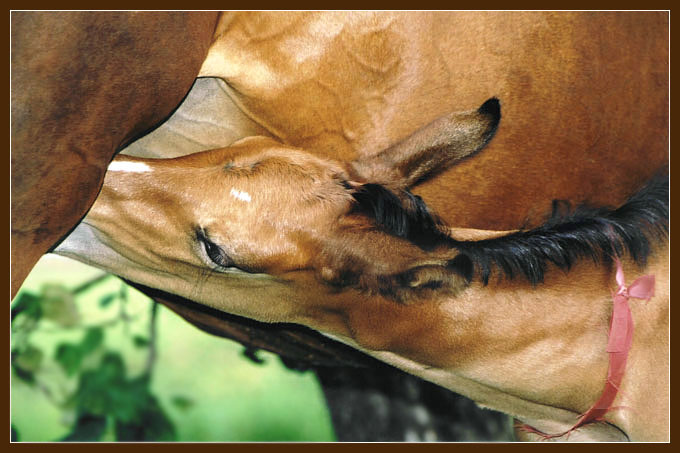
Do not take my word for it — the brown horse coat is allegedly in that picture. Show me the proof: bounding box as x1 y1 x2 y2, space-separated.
11 11 219 297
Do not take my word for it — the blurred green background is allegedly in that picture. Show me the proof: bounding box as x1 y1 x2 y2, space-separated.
11 255 336 442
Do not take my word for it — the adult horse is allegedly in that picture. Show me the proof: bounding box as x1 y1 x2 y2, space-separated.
193 11 668 231
12 11 669 297
12 12 669 441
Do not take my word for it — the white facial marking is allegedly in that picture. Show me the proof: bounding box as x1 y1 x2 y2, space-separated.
107 161 152 173
230 188 252 203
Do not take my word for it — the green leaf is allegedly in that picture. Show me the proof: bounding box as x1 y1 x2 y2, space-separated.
132 335 150 348
170 395 194 411
73 352 128 416
12 368 35 384
40 284 79 328
80 327 104 354
12 345 44 373
11 356 35 385
114 397 176 441
141 400 177 441
11 291 42 324
60 413 108 442
55 329 104 376
99 352 126 382
108 377 148 423
55 343 84 377
113 421 142 442
98 293 117 308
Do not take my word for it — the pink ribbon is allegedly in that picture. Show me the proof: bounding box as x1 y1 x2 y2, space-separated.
520 258 654 440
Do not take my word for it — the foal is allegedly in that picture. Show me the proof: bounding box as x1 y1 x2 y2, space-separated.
56 99 668 441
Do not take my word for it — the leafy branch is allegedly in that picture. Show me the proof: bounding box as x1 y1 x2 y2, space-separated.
11 276 176 442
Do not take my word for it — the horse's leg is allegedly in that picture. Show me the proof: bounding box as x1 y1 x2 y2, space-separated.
11 11 219 297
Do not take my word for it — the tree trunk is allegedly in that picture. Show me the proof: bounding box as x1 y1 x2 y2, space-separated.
315 364 513 442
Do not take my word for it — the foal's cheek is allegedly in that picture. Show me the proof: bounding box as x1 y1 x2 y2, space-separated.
225 228 312 274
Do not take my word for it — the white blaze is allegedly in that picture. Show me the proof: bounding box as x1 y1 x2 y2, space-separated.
230 188 252 203
108 161 152 173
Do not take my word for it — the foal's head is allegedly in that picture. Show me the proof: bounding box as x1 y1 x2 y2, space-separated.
89 98 501 302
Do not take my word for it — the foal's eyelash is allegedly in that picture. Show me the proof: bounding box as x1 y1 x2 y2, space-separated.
195 227 233 268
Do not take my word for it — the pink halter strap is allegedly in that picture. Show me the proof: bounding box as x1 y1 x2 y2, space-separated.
520 258 654 440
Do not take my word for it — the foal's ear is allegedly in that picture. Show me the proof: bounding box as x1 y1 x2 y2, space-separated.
317 235 475 304
350 98 501 188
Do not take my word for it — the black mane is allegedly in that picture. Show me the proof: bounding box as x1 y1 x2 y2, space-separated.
351 183 449 250
351 174 669 285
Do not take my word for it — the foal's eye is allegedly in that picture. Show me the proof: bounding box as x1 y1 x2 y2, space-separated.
196 229 233 268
